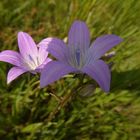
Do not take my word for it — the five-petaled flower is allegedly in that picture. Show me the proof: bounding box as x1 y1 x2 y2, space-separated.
0 32 51 84
39 20 123 92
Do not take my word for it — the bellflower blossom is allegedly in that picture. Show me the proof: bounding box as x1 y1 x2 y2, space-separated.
40 20 123 92
0 32 51 84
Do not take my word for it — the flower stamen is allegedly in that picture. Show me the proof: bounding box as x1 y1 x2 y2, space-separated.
75 48 80 66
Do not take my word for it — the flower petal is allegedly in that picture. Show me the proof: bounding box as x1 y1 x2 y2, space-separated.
36 58 52 72
40 61 77 88
18 32 38 60
40 58 52 68
0 50 23 67
7 67 27 84
82 60 111 92
90 35 123 60
68 20 90 50
38 37 68 62
38 44 49 64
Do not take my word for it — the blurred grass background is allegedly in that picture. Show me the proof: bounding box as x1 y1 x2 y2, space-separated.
0 0 140 139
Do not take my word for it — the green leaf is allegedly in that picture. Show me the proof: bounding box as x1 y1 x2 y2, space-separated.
22 123 43 133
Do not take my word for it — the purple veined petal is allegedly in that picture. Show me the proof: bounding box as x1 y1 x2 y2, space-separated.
82 60 111 92
41 58 52 67
40 61 77 88
68 20 90 51
90 35 123 60
18 32 38 60
37 44 49 64
7 67 27 84
0 50 23 67
36 58 52 73
38 37 68 62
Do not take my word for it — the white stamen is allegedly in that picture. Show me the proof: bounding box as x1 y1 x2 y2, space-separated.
23 54 40 70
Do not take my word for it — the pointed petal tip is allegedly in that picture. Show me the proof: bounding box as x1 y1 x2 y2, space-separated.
18 31 25 39
71 20 88 29
18 31 23 34
7 80 11 85
104 87 110 93
18 31 25 36
7 67 27 85
18 31 31 40
82 60 111 93
109 34 124 43
7 73 13 85
73 20 86 24
40 77 51 88
39 83 44 89
98 81 110 93
40 80 45 88
40 83 47 88
119 37 123 42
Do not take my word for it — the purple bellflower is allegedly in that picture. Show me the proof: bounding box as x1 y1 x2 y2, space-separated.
0 32 51 84
40 20 123 92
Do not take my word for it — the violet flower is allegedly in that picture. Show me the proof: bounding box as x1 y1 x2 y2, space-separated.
40 20 123 92
0 32 51 84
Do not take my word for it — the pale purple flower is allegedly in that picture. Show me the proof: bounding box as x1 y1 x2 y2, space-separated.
0 32 51 84
40 20 123 92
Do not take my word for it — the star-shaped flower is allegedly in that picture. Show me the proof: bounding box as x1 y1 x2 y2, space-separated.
0 32 51 84
40 20 123 92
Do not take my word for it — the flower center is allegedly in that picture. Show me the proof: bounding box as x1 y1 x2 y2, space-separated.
24 54 40 70
68 47 87 69
75 48 80 66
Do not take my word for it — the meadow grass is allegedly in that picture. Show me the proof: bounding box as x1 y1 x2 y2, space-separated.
0 0 140 139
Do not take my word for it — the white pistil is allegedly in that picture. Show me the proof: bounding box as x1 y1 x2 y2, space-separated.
24 54 40 70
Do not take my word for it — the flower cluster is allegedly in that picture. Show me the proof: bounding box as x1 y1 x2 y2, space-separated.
0 20 123 92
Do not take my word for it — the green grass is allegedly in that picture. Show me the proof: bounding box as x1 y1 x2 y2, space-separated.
0 0 140 139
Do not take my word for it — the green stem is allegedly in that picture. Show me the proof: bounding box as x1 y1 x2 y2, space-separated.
44 91 73 123
43 74 86 123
